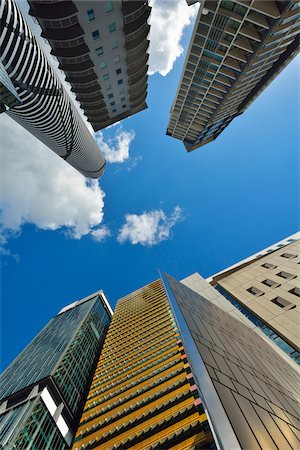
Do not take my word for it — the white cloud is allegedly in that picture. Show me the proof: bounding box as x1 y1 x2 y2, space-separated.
117 206 184 246
91 226 111 242
148 0 199 76
95 127 135 163
0 114 108 247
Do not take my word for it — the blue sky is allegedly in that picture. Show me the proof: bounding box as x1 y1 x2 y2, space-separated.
1 2 299 371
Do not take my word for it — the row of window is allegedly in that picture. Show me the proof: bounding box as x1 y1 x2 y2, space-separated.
95 41 118 56
87 2 113 23
215 285 300 365
92 22 116 41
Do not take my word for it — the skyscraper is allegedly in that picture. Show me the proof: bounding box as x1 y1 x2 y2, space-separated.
0 290 112 449
0 0 106 178
166 1 300 151
73 279 215 449
164 273 300 449
28 0 151 131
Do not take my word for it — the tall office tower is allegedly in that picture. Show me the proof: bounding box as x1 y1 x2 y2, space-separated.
28 0 151 131
164 273 300 450
73 280 215 450
0 290 112 449
0 0 106 178
166 1 300 151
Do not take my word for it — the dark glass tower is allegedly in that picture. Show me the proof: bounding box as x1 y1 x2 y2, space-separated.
0 290 112 449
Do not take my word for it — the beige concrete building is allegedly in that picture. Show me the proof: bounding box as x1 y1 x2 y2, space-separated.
166 0 300 151
181 233 300 365
165 273 300 450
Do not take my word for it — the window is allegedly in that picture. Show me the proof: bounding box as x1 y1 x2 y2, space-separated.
92 30 100 40
95 46 103 56
109 22 116 33
112 40 118 49
262 263 277 269
99 62 106 69
271 297 295 310
121 96 126 102
110 101 115 106
113 56 120 63
122 104 126 108
289 287 300 298
103 74 109 80
281 252 297 259
117 79 123 85
262 279 280 288
247 287 264 296
87 9 95 22
116 68 122 75
108 93 113 99
105 1 113 12
106 84 112 90
277 271 296 280
112 108 117 113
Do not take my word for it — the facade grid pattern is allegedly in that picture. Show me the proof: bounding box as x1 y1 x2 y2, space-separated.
73 280 215 450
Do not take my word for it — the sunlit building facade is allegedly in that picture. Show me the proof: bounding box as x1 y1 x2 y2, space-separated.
167 0 300 151
0 290 112 449
209 233 300 364
73 279 215 450
29 0 151 131
164 273 300 449
0 0 106 178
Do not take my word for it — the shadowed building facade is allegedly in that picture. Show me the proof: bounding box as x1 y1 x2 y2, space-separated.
28 0 151 131
0 291 112 449
0 0 106 178
166 0 300 151
73 279 215 450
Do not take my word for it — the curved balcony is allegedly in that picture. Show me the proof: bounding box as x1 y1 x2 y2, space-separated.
58 59 94 72
130 87 147 105
124 6 151 35
127 39 149 65
66 72 98 84
76 93 104 104
80 100 106 110
71 84 100 95
128 64 148 85
51 43 89 58
28 1 78 20
122 1 144 17
92 118 112 132
125 24 150 51
124 2 149 23
41 24 84 41
127 52 149 76
87 110 111 121
85 107 108 118
128 75 148 96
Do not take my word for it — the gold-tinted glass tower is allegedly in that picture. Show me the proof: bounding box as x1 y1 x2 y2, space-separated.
73 280 215 449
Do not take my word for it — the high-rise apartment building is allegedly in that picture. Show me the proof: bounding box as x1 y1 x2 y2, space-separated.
0 0 106 178
164 273 300 449
73 279 215 450
0 290 112 449
166 0 300 151
28 0 151 131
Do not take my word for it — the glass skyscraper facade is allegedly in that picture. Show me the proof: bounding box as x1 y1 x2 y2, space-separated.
0 291 112 449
